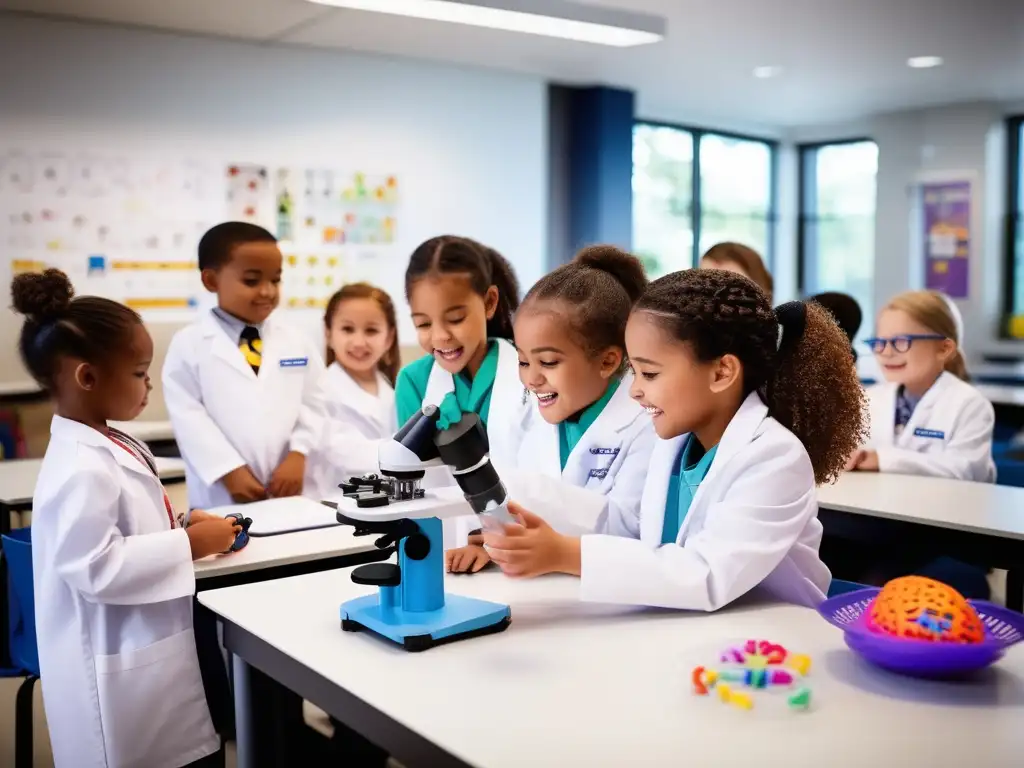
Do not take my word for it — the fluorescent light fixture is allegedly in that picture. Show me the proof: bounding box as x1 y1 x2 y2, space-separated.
907 55 943 69
753 65 782 79
307 0 666 47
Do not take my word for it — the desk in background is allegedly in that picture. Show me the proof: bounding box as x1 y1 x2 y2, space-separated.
818 472 1024 610
200 568 1024 768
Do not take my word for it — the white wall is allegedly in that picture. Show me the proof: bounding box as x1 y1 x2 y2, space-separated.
788 102 1013 361
0 14 548 370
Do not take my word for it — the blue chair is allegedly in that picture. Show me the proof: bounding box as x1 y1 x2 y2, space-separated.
2 527 39 768
827 579 869 598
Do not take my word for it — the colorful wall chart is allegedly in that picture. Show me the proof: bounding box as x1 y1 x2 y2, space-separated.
0 149 217 316
922 180 971 299
268 167 400 310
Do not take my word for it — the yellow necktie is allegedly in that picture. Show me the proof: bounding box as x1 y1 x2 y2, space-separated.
240 326 262 374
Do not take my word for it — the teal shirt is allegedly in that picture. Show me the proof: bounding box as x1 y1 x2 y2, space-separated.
661 436 718 544
557 379 619 471
395 341 500 427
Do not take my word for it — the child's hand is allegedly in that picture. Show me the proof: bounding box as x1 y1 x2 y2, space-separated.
845 449 879 472
186 509 219 526
221 466 267 503
482 502 581 578
446 544 491 573
269 451 305 498
186 517 242 560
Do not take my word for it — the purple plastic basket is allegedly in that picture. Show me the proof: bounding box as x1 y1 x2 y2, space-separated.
817 588 1024 678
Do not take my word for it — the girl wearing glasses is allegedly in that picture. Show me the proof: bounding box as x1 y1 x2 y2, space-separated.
847 290 995 482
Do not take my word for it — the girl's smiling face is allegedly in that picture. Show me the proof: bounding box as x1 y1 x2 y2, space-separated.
327 297 394 378
514 304 620 425
408 274 498 376
873 307 953 395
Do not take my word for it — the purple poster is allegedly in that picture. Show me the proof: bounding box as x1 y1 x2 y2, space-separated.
922 180 971 298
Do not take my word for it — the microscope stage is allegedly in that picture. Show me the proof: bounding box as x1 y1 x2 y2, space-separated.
327 485 473 522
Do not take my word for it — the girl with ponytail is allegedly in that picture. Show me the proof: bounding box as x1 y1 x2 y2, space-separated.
850 289 994 482
448 245 656 573
395 236 529 538
483 269 867 612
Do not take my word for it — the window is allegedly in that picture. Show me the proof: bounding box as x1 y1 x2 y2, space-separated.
632 123 775 279
1006 117 1024 321
632 123 694 278
698 134 773 258
799 140 878 340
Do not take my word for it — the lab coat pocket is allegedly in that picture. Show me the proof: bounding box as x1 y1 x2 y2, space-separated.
94 628 213 768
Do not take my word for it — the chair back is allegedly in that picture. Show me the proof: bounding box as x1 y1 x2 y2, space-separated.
2 528 39 676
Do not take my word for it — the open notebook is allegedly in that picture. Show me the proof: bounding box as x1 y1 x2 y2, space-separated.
206 496 341 536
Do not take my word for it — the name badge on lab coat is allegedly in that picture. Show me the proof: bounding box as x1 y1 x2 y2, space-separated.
279 357 309 368
588 468 609 479
913 427 945 440
589 447 620 456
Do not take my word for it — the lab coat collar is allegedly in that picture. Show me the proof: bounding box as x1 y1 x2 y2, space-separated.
677 391 769 540
869 371 953 445
199 308 263 379
561 374 645 485
50 415 160 485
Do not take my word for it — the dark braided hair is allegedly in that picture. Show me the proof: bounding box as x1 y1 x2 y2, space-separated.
405 236 519 341
11 268 142 392
635 269 867 485
521 244 647 364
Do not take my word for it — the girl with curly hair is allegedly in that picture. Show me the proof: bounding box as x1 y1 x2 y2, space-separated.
483 269 867 611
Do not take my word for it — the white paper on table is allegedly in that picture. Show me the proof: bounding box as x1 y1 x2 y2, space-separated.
206 496 341 536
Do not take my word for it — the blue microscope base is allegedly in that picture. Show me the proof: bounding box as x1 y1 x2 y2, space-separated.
341 593 511 652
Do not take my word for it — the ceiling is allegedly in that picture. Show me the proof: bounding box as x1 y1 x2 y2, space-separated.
4 0 1024 129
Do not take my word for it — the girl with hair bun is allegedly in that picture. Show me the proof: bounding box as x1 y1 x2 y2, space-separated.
483 268 868 612
11 268 238 767
448 244 656 573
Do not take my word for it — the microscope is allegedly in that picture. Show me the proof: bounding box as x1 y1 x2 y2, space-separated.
327 404 513 651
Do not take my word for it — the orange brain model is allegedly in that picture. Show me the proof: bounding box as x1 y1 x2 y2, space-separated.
866 576 985 643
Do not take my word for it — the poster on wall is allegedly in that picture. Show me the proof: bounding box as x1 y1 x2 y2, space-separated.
922 180 971 299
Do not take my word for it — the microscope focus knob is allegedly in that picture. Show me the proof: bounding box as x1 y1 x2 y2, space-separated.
351 563 401 587
405 532 431 561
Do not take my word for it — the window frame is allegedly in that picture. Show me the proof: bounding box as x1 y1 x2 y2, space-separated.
633 119 779 271
796 137 875 294
1002 116 1024 327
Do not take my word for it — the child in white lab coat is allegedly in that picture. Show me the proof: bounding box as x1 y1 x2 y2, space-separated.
848 290 995 481
163 222 327 510
12 268 241 768
308 282 400 499
447 245 656 573
484 269 868 611
845 290 994 598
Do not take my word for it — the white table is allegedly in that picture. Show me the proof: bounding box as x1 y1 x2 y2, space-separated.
199 568 1024 768
0 456 186 514
817 472 1024 609
109 419 175 443
0 381 42 399
195 525 376 581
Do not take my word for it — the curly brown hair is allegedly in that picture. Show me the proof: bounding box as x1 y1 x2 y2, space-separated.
635 270 867 485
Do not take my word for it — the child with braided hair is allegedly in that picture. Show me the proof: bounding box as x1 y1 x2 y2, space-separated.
483 268 867 611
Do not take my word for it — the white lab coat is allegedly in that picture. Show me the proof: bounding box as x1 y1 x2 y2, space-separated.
504 374 656 536
419 339 531 547
163 310 327 510
865 371 996 482
308 362 397 499
579 392 831 611
32 416 218 768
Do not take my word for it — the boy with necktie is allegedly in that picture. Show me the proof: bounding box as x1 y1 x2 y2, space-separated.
163 221 327 510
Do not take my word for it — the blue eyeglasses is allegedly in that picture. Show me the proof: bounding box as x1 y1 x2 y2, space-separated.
863 334 946 354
